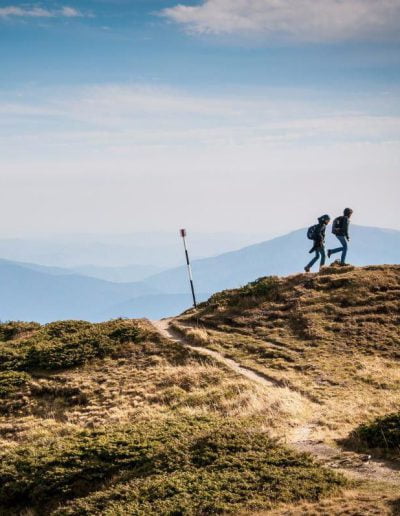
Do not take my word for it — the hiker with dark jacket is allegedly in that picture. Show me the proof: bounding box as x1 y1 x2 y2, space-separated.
328 208 353 265
304 214 331 272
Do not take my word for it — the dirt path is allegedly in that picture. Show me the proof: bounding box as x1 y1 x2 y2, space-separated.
151 319 400 487
153 319 290 391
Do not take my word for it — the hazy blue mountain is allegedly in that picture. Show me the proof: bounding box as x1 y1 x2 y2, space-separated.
0 260 159 323
0 231 272 268
70 264 165 283
0 259 75 277
100 292 210 320
146 225 400 295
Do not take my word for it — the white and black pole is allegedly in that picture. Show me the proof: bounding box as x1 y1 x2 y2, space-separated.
180 228 197 309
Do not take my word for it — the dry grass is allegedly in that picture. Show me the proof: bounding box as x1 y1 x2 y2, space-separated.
177 265 400 441
0 320 349 515
0 319 304 449
261 485 400 516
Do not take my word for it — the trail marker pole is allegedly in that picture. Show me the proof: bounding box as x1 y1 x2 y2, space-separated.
180 228 197 309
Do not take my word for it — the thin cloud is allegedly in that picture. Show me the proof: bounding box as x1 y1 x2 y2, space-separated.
161 0 400 42
1 85 399 149
59 6 81 18
0 5 83 19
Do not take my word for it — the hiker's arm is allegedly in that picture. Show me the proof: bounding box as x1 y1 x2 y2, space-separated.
344 218 349 240
315 225 324 247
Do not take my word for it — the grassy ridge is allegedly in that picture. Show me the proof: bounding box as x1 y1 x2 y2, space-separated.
192 265 400 354
176 265 400 440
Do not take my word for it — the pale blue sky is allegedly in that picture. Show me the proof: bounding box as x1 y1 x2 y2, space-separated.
1 0 399 236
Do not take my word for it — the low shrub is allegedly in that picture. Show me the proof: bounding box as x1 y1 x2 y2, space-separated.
208 276 281 309
244 276 281 300
0 320 144 372
0 416 346 514
0 321 40 341
350 412 400 458
0 371 30 398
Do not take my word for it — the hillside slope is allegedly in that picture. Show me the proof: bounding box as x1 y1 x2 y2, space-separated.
1 265 400 514
0 319 346 515
147 225 400 295
176 264 400 440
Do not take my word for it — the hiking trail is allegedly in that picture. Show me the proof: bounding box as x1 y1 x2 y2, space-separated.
151 319 400 487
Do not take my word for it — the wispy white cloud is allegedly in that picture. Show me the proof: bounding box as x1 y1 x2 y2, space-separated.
1 85 399 150
0 5 82 19
161 0 400 42
1 84 399 235
59 6 81 18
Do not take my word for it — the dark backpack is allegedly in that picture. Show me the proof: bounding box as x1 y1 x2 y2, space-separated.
332 216 344 235
307 225 318 240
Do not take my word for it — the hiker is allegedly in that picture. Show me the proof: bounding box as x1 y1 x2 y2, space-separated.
304 214 331 272
328 208 353 265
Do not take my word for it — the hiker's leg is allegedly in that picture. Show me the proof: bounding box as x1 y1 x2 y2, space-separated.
320 247 326 267
306 250 320 269
329 235 344 256
337 235 348 264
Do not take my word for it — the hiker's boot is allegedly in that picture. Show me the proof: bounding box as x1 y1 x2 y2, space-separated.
304 266 311 273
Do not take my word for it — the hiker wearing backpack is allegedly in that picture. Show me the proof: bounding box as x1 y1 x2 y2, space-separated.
328 208 353 265
304 214 331 272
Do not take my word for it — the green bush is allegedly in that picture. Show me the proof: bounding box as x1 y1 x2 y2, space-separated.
351 412 400 457
0 371 30 398
0 322 40 342
0 345 28 371
0 416 346 514
208 276 281 309
109 326 140 343
245 276 281 299
25 330 115 370
0 320 143 372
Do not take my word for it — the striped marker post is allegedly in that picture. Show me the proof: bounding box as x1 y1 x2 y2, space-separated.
180 228 197 309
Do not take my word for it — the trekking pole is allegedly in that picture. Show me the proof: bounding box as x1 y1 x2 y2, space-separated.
180 228 197 309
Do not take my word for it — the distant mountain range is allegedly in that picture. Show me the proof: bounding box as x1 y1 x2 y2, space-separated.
145 225 400 294
0 231 271 269
0 259 160 322
70 264 164 283
0 225 398 323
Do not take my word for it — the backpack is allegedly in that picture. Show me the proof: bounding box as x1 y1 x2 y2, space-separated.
307 224 318 240
332 216 344 235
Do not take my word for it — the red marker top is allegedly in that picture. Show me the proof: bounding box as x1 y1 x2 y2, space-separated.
180 229 187 237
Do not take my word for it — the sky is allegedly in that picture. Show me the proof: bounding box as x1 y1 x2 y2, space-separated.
1 0 400 238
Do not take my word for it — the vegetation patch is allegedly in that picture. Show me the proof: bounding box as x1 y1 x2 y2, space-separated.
0 321 40 342
0 319 145 372
0 416 345 515
0 371 30 398
349 412 400 459
209 276 281 309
